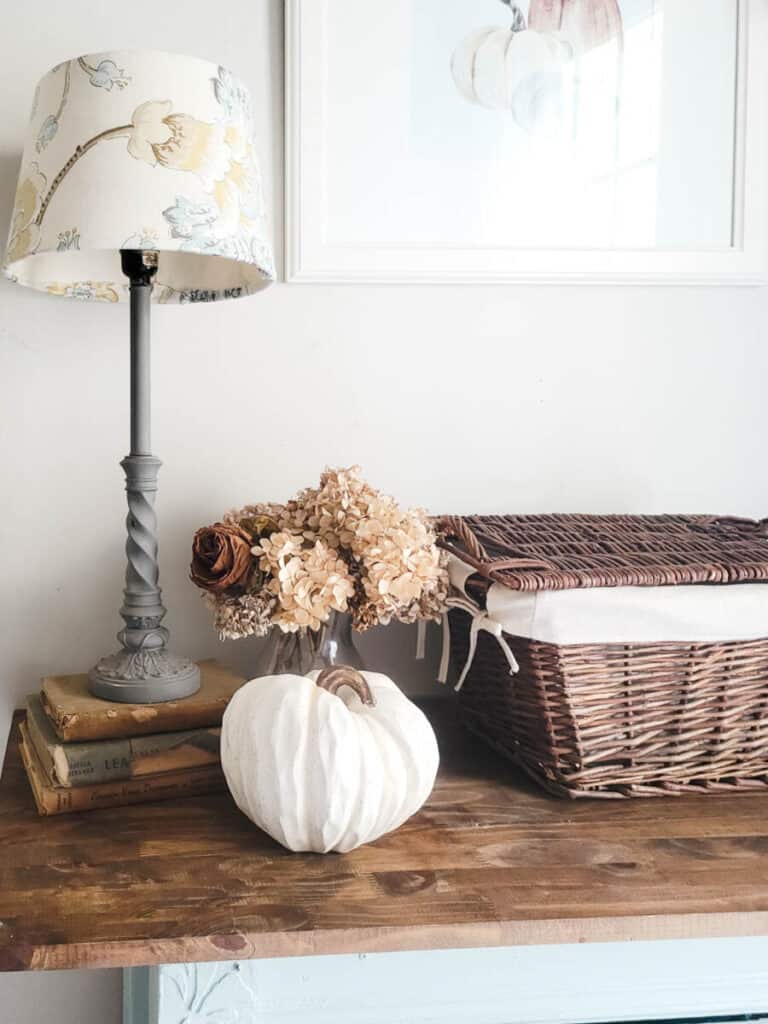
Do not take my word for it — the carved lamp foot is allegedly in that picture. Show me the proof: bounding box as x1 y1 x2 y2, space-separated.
89 646 200 704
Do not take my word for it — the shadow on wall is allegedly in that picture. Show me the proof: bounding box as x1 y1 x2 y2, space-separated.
0 151 20 773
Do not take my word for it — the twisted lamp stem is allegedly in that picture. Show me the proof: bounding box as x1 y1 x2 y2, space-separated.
88 251 200 703
120 257 164 634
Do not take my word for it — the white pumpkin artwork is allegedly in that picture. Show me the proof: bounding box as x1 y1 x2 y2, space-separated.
451 24 571 132
221 666 439 853
451 0 624 132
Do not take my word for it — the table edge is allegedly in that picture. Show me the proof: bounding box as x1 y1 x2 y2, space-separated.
3 911 768 972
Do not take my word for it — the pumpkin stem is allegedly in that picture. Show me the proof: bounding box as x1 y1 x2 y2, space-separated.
316 666 376 707
499 0 526 32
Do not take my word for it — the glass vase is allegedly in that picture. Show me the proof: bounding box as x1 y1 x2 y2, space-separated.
252 611 364 677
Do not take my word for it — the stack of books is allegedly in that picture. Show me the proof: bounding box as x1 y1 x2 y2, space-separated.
19 659 244 815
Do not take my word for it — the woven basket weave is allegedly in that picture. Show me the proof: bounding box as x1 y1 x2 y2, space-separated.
439 514 768 799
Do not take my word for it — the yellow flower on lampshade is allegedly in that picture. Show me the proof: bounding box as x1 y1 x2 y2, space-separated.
46 281 119 302
6 164 46 264
127 100 232 184
212 158 251 233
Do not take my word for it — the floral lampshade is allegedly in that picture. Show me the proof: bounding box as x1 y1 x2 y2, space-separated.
2 50 275 303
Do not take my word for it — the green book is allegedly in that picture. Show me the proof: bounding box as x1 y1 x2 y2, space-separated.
25 694 221 788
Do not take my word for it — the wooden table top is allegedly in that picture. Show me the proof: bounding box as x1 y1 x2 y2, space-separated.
1 702 768 972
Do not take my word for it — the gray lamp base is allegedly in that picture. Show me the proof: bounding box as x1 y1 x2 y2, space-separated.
89 250 200 706
89 653 200 704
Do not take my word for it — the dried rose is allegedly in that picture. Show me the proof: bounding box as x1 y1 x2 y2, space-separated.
190 523 253 594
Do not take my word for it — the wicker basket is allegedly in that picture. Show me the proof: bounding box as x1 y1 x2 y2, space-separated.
438 514 768 799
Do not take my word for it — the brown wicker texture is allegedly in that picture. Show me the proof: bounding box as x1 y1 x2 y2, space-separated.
440 514 768 798
439 513 768 591
449 613 768 798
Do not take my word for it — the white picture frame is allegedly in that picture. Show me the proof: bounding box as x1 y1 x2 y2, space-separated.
285 0 767 285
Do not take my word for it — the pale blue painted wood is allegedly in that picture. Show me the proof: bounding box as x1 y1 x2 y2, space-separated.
123 966 156 1024
137 937 768 1024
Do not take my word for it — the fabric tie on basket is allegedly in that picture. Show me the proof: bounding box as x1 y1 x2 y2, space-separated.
438 594 520 691
416 556 519 691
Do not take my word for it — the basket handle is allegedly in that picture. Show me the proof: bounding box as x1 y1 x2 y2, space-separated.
437 515 557 579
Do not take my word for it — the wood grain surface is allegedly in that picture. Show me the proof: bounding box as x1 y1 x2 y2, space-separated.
1 701 768 972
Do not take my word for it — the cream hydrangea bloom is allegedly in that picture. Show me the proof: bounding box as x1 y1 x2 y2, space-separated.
278 467 448 631
253 532 355 633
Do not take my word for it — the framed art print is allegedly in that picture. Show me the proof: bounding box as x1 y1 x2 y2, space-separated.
286 0 767 284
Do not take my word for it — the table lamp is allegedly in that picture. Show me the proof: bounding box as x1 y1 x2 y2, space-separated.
2 50 274 703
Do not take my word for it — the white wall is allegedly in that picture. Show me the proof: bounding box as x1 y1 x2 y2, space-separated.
1 1 767 1021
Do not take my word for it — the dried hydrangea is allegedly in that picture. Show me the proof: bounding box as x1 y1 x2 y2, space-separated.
222 501 285 536
282 466 448 631
204 590 275 641
253 531 355 633
192 466 448 638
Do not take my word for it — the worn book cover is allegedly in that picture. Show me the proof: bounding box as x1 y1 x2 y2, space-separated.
19 723 225 816
40 659 244 742
25 694 221 787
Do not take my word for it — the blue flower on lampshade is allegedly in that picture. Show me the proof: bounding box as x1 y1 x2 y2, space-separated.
77 57 130 91
163 195 219 243
36 115 59 152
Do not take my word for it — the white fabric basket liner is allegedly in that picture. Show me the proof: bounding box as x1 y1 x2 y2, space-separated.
450 555 768 645
429 555 768 693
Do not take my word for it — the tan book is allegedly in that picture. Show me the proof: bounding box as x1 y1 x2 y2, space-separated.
20 723 225 816
40 659 245 742
25 694 221 787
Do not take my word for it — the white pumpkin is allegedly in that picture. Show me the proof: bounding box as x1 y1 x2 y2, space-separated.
221 666 439 853
451 24 572 130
